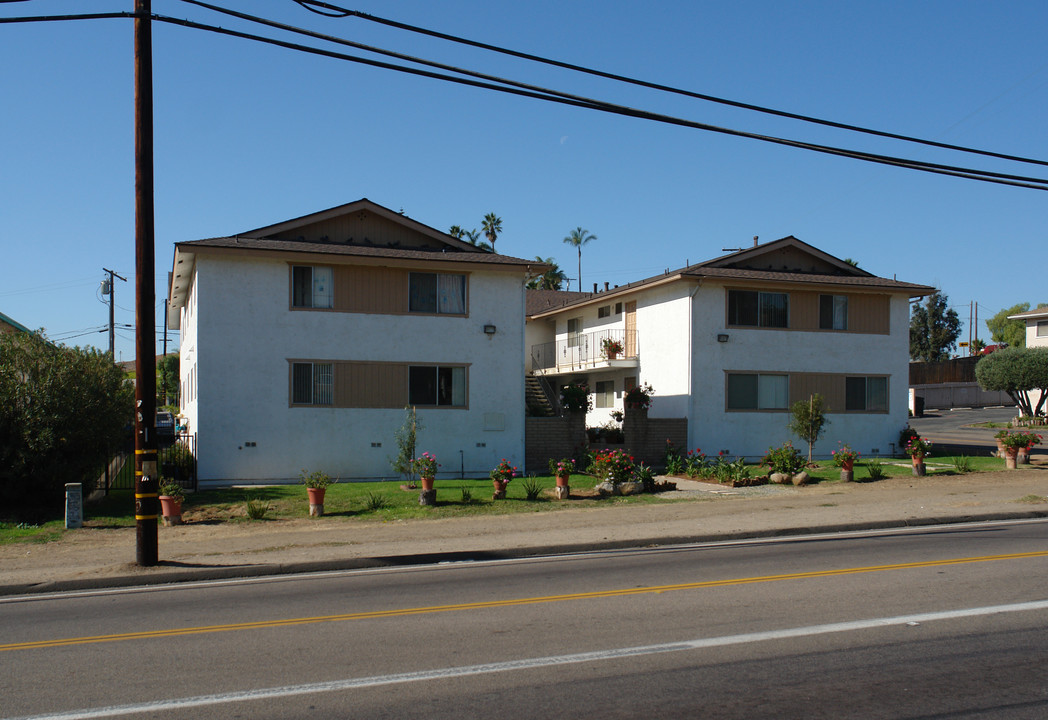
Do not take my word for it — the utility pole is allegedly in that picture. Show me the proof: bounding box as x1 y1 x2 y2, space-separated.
102 268 127 357
134 0 158 566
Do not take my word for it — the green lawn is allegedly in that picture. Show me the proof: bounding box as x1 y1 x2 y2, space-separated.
0 453 1024 545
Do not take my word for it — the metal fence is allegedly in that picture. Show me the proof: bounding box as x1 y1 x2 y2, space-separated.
99 434 197 494
531 329 638 374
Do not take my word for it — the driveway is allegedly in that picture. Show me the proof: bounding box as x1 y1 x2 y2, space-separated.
908 406 1032 457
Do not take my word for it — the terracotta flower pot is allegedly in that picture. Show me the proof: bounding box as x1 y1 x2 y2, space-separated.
556 473 570 488
1004 447 1018 470
307 487 326 517
159 495 182 526
421 476 435 491
492 479 508 499
841 459 854 472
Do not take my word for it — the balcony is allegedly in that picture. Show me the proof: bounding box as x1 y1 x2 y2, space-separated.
531 329 639 376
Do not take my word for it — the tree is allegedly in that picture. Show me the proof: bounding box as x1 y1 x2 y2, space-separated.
975 347 1048 418
0 332 134 521
526 256 569 290
788 393 829 464
481 213 502 253
390 406 422 485
158 352 179 406
447 225 465 239
563 227 597 292
986 302 1032 349
909 291 961 361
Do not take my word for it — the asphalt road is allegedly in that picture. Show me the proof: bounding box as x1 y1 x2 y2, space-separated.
909 406 1028 456
4 519 1048 719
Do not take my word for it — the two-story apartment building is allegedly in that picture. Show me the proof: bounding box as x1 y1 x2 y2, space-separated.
168 199 541 485
527 237 935 459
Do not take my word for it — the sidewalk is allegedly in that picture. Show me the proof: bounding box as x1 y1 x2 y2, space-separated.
2 465 1047 596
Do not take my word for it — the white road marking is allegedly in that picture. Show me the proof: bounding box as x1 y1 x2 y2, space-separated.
8 598 1048 720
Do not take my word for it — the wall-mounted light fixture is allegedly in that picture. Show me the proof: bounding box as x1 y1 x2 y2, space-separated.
717 333 729 343
483 324 497 335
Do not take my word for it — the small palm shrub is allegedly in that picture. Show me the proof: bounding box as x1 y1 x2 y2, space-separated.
363 490 389 511
246 497 269 520
521 476 543 501
865 460 886 480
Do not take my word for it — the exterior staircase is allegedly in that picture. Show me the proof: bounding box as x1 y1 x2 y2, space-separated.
525 374 557 417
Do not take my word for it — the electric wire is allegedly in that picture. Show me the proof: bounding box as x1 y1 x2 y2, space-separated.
289 0 1048 169
150 12 1048 191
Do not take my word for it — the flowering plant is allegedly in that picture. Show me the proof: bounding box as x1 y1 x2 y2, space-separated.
300 469 333 489
601 337 624 356
999 431 1043 450
413 452 439 478
589 448 635 484
625 382 655 410
832 443 860 468
490 458 517 483
905 436 931 458
761 442 805 474
548 457 575 477
561 381 591 413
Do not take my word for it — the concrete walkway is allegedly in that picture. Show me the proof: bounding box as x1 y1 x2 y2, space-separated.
2 464 1047 596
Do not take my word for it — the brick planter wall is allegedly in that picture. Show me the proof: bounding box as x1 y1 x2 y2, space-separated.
525 412 587 474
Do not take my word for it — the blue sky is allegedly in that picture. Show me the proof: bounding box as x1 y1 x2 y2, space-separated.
3 1 1046 362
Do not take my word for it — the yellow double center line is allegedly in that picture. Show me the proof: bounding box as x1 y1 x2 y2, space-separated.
4 550 1048 653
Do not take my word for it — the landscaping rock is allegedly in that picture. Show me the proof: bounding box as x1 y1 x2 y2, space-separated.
770 472 790 485
618 481 645 496
792 471 810 486
594 480 617 496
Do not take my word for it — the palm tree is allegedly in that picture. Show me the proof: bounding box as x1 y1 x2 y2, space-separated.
563 227 596 292
526 256 568 290
448 225 465 239
482 213 503 253
463 228 491 251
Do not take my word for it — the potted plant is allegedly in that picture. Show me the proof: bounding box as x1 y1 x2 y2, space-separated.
300 469 333 517
413 452 439 490
905 436 931 476
624 382 654 411
549 457 575 487
158 479 185 526
560 381 591 414
832 443 860 474
490 458 517 498
601 336 624 360
999 431 1042 469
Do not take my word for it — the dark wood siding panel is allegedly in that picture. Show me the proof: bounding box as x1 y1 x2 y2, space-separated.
790 291 818 331
332 266 409 314
789 372 844 412
850 294 890 334
334 362 408 408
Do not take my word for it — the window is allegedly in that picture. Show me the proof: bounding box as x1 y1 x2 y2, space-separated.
727 373 788 410
567 317 583 347
819 294 848 330
409 272 466 314
292 266 333 308
615 302 623 315
409 365 466 407
728 290 788 328
598 305 611 318
595 380 614 408
1037 320 1048 338
845 376 888 412
292 362 333 405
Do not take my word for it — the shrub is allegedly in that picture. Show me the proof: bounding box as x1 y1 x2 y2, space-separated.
589 448 635 484
761 442 806 475
684 448 707 477
158 479 185 502
459 486 473 503
521 476 543 500
561 382 591 413
246 497 269 519
952 456 973 473
300 469 333 488
865 460 886 480
624 382 655 410
363 490 389 511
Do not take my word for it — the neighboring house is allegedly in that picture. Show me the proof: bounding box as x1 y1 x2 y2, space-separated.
0 311 32 336
167 199 541 486
1008 306 1048 348
526 236 935 459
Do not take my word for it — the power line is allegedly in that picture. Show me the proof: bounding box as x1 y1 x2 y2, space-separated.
289 0 1048 170
149 11 1048 191
7 7 1048 191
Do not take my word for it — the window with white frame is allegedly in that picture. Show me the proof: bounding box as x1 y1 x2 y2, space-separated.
408 365 466 407
409 272 466 315
1037 320 1048 337
291 266 333 309
819 294 848 330
567 317 583 347
595 380 615 408
597 305 611 318
292 362 333 405
728 290 789 328
726 373 788 410
845 376 887 412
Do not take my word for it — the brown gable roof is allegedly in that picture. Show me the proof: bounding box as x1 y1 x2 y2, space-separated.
529 235 934 318
525 289 594 316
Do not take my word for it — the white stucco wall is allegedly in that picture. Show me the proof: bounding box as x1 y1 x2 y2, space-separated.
688 284 913 459
1026 318 1048 348
188 254 526 485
